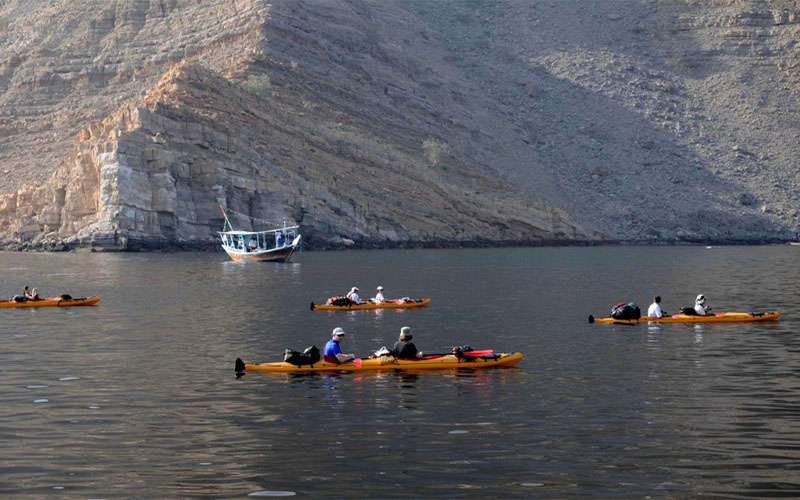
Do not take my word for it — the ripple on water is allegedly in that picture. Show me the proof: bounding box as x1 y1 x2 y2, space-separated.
58 376 79 381
33 399 49 403
248 491 296 497
449 430 469 434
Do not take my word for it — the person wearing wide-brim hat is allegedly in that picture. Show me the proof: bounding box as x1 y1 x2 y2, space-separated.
392 326 423 359
323 327 355 364
372 285 386 303
346 287 363 304
694 294 711 316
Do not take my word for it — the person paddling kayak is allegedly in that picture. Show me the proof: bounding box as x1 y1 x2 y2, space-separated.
323 327 356 364
392 326 423 359
694 294 711 315
346 287 363 304
648 296 667 318
371 285 386 303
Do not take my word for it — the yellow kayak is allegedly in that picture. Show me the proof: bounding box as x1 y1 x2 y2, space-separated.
236 351 523 373
311 298 431 311
589 311 779 324
0 296 101 308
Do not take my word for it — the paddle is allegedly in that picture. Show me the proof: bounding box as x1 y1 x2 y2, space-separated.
417 349 494 357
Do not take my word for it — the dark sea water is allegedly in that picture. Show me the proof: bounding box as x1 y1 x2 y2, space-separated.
1 246 799 499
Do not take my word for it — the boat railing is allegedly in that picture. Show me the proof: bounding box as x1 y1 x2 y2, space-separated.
218 227 299 253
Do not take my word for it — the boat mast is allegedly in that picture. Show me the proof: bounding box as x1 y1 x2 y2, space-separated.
220 205 233 232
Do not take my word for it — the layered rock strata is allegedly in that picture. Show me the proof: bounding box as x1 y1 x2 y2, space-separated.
0 64 595 250
1 0 799 250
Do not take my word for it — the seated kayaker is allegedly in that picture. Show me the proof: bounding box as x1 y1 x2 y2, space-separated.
346 287 363 304
392 326 423 359
694 294 711 315
23 286 40 301
323 327 355 364
371 285 386 303
647 296 667 318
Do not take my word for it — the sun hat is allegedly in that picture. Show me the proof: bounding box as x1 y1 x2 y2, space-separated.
332 327 346 337
399 326 412 340
695 294 706 304
377 285 384 290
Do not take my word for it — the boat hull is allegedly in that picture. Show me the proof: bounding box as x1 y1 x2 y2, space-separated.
312 298 431 311
238 352 523 373
224 246 295 263
0 296 101 309
589 311 779 324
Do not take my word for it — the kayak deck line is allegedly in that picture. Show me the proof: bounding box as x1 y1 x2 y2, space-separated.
0 296 102 309
310 298 431 311
589 311 779 324
235 352 523 373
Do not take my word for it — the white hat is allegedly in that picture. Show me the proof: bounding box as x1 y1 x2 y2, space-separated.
399 326 412 340
332 327 346 337
377 285 384 290
695 294 706 304
350 287 359 293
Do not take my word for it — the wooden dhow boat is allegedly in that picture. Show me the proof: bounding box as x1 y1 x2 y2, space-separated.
218 206 302 263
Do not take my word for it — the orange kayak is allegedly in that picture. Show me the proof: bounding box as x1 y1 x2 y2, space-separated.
0 296 101 308
311 298 431 311
236 351 523 373
589 311 779 324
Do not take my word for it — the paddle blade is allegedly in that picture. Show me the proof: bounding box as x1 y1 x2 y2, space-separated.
235 358 246 373
353 358 362 368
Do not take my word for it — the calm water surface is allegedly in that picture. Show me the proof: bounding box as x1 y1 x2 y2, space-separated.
1 246 799 498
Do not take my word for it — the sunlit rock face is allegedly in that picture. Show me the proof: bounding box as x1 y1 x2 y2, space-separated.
1 0 798 250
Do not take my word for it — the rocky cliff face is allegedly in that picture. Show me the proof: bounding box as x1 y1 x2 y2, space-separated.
0 0 798 250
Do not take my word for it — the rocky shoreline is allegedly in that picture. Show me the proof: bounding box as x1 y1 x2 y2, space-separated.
1 235 794 253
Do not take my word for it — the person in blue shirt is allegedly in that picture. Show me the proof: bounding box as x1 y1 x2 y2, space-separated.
323 327 355 364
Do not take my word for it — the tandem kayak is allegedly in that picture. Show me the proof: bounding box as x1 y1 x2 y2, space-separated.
589 311 779 324
310 298 431 311
0 296 101 309
235 351 523 373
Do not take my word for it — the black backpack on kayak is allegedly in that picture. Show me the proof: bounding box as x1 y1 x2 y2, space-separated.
679 307 697 316
284 345 321 366
324 296 353 306
611 302 641 320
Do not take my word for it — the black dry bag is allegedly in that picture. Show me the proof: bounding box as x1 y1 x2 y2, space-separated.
611 302 641 320
284 345 321 366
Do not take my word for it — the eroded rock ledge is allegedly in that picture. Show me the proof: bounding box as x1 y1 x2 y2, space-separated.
0 64 598 251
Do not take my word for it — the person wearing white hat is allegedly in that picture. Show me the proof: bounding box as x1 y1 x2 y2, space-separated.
323 327 355 364
346 287 363 304
392 326 423 359
694 294 711 316
372 285 386 303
